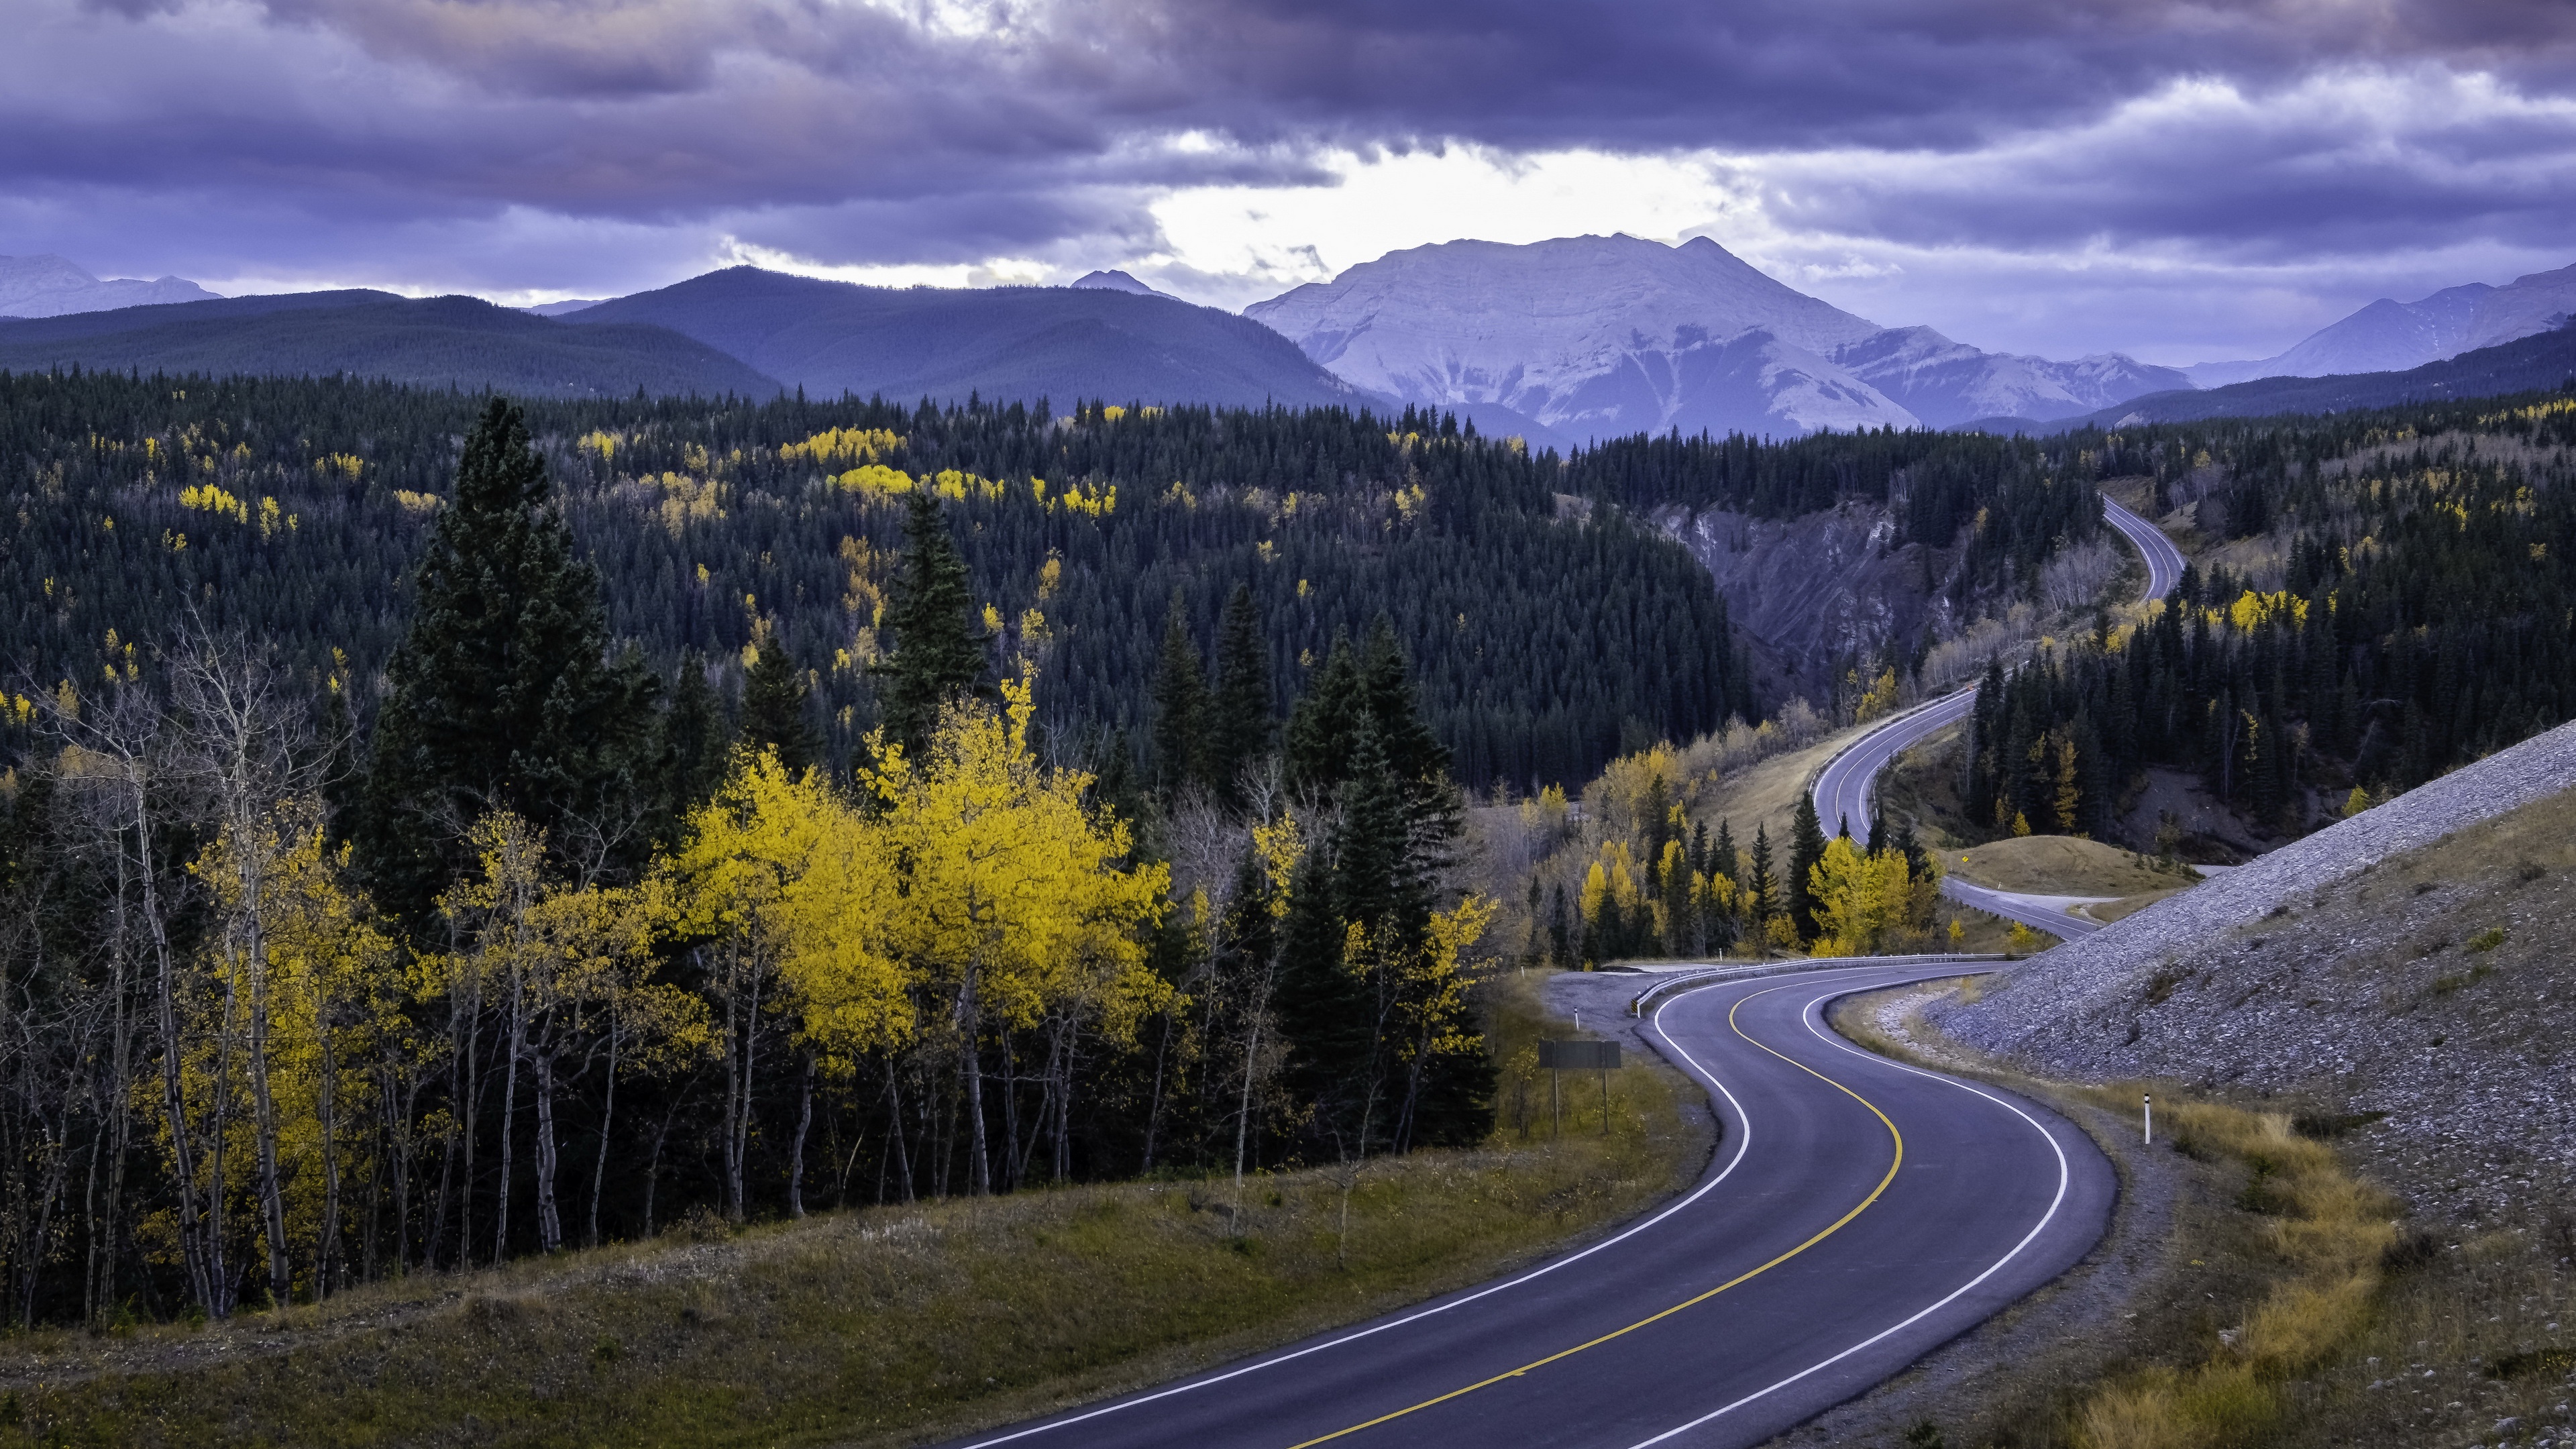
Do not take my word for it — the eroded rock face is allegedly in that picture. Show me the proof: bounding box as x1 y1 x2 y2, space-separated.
1659 501 1958 703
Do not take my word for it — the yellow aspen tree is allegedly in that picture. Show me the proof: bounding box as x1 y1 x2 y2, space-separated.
859 676 1167 1197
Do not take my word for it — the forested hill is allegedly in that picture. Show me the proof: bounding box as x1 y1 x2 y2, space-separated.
1954 388 2576 846
0 295 780 399
573 266 1368 411
0 373 1751 789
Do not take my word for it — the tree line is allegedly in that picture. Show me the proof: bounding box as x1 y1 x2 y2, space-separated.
0 372 1757 794
0 400 1488 1326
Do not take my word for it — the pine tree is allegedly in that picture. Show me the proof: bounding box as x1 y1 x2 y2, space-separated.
359 396 658 928
1749 823 1776 920
658 649 733 830
1712 818 1738 887
1203 583 1273 806
1547 884 1571 967
1283 630 1364 792
872 491 986 756
739 630 819 776
1786 793 1828 943
1150 594 1207 795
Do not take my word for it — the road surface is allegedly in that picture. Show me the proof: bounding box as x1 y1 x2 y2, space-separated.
943 960 2114 1449
1939 877 2106 939
1818 496 2184 848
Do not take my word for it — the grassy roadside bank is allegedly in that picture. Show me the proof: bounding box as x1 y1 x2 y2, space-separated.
0 975 1707 1449
1824 980 2574 1449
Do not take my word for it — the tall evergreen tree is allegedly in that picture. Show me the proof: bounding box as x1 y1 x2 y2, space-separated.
658 649 733 828
1787 793 1829 943
1204 583 1274 805
739 629 818 775
358 397 657 927
1283 629 1366 792
1749 823 1776 922
1150 593 1208 794
872 490 986 756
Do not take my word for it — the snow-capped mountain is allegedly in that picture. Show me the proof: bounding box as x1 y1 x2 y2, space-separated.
2188 262 2576 386
1244 235 2184 440
1069 269 1175 299
0 254 217 318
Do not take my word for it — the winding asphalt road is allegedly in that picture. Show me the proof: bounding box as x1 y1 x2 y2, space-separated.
1814 496 2186 853
943 960 2114 1449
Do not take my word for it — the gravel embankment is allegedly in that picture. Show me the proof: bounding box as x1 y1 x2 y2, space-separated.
1934 717 2576 1218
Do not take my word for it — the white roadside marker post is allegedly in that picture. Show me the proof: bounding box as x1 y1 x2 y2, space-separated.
2143 1092 2153 1146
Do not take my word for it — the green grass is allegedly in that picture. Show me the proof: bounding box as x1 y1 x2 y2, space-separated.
0 974 1705 1448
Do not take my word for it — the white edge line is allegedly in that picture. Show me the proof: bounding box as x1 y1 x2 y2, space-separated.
947 979 1772 1448
1620 971 2077 1449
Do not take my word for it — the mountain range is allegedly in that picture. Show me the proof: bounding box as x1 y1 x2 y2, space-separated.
7 239 2573 437
574 267 1358 410
0 293 777 398
1244 235 2192 440
2186 263 2576 386
0 254 217 318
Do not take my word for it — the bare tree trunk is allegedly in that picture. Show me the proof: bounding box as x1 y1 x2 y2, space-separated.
494 951 524 1267
588 1018 619 1248
955 962 990 1197
532 1036 561 1254
788 1053 814 1218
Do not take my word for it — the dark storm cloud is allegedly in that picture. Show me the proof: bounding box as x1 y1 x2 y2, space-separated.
6 0 2576 306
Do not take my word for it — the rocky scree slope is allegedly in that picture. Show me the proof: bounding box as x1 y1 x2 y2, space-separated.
1933 718 2576 1220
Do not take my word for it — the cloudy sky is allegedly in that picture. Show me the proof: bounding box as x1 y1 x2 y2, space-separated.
7 0 2575 363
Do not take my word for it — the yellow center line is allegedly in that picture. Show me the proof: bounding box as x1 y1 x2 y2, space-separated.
1282 981 1905 1449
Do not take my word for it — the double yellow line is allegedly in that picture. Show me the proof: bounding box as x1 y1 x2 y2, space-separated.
1284 981 1905 1448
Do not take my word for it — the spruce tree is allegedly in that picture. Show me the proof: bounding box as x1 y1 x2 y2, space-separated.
360 396 657 928
739 630 819 775
1712 818 1738 887
1150 594 1207 794
1283 629 1365 792
1749 823 1776 920
873 490 986 756
1204 583 1273 806
1787 793 1829 943
658 649 733 827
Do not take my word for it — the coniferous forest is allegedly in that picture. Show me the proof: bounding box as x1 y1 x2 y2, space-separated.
0 366 2122 1326
1960 390 2576 841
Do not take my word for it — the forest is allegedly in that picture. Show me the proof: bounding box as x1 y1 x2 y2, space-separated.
0 370 1758 793
1960 387 2576 841
0 367 2110 1326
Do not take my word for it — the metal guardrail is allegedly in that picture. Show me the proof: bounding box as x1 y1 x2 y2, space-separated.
1625 953 2008 1017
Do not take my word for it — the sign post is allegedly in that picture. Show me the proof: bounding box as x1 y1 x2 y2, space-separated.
1540 1040 1622 1136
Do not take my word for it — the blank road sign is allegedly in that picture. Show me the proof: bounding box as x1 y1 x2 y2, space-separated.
1538 1040 1620 1071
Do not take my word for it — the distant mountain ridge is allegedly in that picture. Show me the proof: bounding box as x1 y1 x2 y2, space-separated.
578 268 1364 411
1984 320 2576 431
0 293 778 399
1 254 219 318
2188 262 2576 386
1244 234 2189 441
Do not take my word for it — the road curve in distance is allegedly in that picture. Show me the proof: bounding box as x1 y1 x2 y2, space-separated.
936 960 2113 1449
2102 497 2186 603
1818 496 2186 847
1940 877 2104 938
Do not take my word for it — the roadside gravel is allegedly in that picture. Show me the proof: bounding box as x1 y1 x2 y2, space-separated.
1934 716 2576 1219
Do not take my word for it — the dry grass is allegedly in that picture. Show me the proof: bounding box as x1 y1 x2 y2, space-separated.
2080 887 2194 924
1949 837 2196 898
2065 1093 2398 1449
1821 983 2459 1449
1703 720 1878 853
0 977 1707 1449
